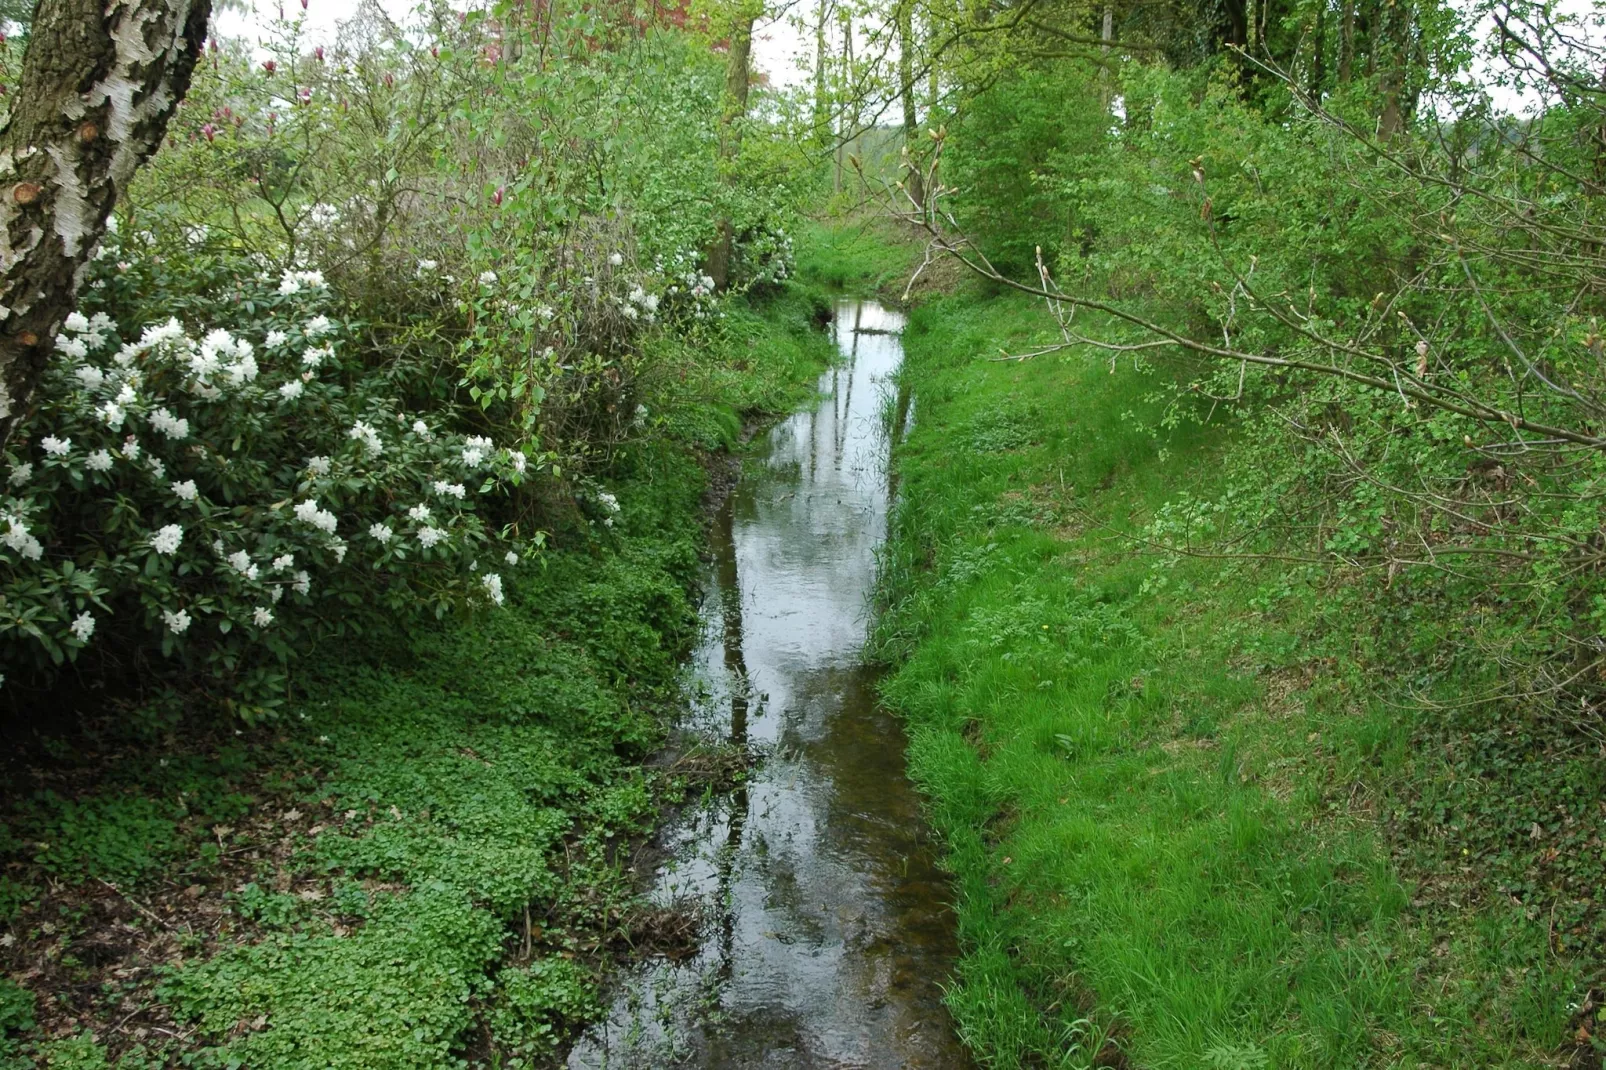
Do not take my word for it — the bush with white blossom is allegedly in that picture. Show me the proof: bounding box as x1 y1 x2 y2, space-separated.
0 254 536 717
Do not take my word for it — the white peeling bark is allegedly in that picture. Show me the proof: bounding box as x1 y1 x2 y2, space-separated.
0 0 211 441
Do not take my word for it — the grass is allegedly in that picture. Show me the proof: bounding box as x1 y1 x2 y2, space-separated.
871 280 1586 1068
0 288 837 1069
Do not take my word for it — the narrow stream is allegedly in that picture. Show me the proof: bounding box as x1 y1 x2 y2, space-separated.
568 299 971 1068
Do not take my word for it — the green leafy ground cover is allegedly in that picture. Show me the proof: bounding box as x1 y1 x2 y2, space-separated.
871 273 1595 1068
0 286 835 1069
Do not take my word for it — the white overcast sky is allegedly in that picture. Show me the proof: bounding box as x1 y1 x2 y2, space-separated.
212 0 816 86
212 0 1599 111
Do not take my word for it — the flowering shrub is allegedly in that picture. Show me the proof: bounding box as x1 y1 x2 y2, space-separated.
0 254 535 718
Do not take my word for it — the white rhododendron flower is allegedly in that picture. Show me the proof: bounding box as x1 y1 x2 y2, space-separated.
7 463 30 486
481 572 504 605
408 503 431 521
272 554 294 572
171 479 198 501
505 550 518 566
75 366 105 390
253 606 274 627
265 330 289 349
433 480 466 499
348 420 383 457
477 270 498 285
41 436 70 456
70 612 95 642
368 523 393 543
151 524 183 555
306 456 331 476
151 408 189 440
292 570 311 595
163 608 192 634
417 526 445 548
279 380 305 400
305 315 333 338
294 499 339 533
85 450 113 472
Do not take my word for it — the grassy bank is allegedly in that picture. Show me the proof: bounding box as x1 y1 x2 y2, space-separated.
872 279 1587 1067
0 287 835 1069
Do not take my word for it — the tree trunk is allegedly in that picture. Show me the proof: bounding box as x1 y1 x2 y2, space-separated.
897 0 922 210
707 3 755 292
1338 0 1355 82
0 0 211 443
813 0 829 140
834 7 852 196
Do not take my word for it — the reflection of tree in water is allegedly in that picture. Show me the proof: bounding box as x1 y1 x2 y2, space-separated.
712 489 748 985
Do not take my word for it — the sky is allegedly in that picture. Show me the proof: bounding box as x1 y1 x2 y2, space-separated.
211 0 1601 113
212 0 817 87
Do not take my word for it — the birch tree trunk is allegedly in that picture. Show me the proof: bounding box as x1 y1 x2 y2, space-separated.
0 0 211 443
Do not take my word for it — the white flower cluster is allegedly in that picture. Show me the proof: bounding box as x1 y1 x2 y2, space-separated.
278 269 328 295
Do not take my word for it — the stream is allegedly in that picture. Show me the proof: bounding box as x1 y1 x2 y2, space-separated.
567 299 971 1068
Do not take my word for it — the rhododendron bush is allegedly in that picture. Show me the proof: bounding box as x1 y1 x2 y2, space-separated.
0 238 536 717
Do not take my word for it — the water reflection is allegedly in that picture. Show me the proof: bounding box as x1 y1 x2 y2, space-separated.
568 300 970 1069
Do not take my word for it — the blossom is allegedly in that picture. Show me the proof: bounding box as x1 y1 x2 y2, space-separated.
292 570 311 595
348 420 383 457
416 259 438 275
64 312 91 333
461 436 492 468
56 334 89 360
433 480 466 499
279 380 305 400
147 457 165 480
417 526 445 548
265 330 289 348
99 401 125 428
2 516 43 560
41 436 70 457
368 523 393 543
411 419 431 439
151 408 189 440
509 451 527 476
7 463 30 486
226 550 253 576
278 269 327 295
121 437 140 461
272 554 294 572
304 315 333 338
293 499 338 533
504 550 518 566
171 479 198 501
85 450 113 472
329 537 347 563
407 503 431 522
70 612 95 642
74 366 105 390
253 606 274 627
481 572 504 605
477 270 498 285
116 383 137 406
302 345 332 368
150 524 183 555
307 456 331 476
163 607 192 633
608 252 623 266
598 490 620 514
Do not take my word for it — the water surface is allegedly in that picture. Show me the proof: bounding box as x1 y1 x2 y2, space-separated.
567 299 970 1068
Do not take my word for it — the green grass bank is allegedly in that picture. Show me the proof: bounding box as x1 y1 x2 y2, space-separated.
870 258 1592 1067
0 287 836 1070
